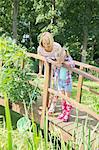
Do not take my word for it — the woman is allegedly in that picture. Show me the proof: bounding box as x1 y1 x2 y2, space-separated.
37 32 73 122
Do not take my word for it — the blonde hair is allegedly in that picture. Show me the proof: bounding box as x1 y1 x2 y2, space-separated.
39 32 54 51
63 47 70 57
55 47 70 64
55 47 65 64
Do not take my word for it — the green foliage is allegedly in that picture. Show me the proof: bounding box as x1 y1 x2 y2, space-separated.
4 92 12 150
0 36 40 103
0 109 99 149
0 0 99 65
72 80 99 114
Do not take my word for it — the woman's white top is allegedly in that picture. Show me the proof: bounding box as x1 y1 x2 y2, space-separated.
37 42 61 59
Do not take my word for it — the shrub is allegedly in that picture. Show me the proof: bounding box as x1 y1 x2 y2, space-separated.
0 36 40 103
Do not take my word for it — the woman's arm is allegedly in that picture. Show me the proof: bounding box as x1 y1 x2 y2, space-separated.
37 46 44 75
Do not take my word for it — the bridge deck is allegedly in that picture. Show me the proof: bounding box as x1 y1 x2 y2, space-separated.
0 96 98 150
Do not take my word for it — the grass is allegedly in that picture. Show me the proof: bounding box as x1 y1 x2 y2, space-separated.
72 80 99 114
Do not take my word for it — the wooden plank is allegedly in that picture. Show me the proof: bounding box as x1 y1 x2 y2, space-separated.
26 53 99 82
63 123 82 134
73 83 99 96
73 60 99 73
48 88 99 120
65 66 99 82
84 87 99 95
49 116 82 134
76 66 84 103
48 116 73 128
49 122 72 142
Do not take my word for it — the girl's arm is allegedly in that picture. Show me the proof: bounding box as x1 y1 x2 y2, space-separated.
64 56 75 68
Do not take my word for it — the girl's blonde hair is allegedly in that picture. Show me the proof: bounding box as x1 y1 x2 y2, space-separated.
55 47 70 59
39 32 54 51
55 47 70 64
63 47 70 57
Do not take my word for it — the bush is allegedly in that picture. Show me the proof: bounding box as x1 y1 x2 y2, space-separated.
0 36 40 103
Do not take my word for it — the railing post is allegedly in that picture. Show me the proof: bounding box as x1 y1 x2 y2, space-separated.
76 66 84 103
40 62 51 129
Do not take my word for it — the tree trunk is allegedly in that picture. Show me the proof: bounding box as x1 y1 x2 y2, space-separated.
81 26 88 63
12 0 19 43
51 0 56 25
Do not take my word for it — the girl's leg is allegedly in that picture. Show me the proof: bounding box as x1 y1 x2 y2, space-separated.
57 91 72 121
61 91 72 122
57 90 67 119
65 91 71 98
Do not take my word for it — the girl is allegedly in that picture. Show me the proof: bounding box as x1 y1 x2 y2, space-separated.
48 47 75 122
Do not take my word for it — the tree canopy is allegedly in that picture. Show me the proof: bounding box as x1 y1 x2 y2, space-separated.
0 0 99 65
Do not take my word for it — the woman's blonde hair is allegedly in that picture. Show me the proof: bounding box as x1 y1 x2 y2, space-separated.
39 32 54 50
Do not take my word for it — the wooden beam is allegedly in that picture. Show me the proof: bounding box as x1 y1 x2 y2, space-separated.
73 83 99 96
73 60 99 73
47 58 99 82
66 67 99 82
40 62 50 129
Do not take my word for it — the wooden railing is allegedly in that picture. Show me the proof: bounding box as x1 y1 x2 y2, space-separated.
73 60 99 102
26 52 99 128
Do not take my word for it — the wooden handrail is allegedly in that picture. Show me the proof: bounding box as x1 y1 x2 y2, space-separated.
73 60 99 73
65 66 99 83
26 52 99 83
73 83 99 96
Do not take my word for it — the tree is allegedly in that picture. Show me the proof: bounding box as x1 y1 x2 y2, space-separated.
12 0 19 42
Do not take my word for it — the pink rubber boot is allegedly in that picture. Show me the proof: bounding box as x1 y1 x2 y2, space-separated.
62 103 72 122
57 100 67 119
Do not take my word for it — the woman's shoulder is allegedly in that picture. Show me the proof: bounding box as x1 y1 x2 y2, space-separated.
37 46 44 54
53 42 61 49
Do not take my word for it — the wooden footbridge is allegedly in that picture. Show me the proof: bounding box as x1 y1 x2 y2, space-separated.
0 52 99 149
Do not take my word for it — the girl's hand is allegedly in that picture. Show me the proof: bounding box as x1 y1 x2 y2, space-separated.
55 62 62 68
